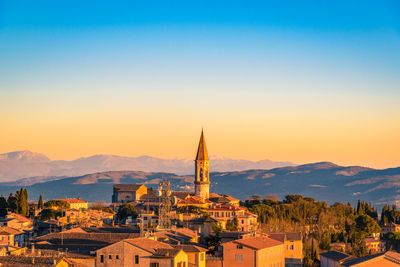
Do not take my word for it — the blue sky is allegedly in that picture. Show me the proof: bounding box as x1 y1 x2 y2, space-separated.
0 1 400 168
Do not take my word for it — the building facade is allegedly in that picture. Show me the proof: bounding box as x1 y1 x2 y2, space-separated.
112 184 148 203
223 236 285 267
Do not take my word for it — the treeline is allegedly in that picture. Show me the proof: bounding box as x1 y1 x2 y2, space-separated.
0 188 30 217
243 195 381 265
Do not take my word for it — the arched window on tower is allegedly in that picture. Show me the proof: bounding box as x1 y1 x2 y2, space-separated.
200 168 203 181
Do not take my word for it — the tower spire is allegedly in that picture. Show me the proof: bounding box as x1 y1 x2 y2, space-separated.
196 129 209 161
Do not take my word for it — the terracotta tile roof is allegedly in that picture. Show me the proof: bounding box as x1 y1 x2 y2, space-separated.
34 232 140 244
153 248 182 258
268 232 302 242
154 228 198 243
339 251 400 266
124 238 173 253
232 236 283 250
320 251 353 262
7 213 33 223
178 196 212 205
173 244 208 252
209 193 222 198
207 204 245 211
0 226 24 235
0 256 65 267
114 184 146 192
341 252 387 266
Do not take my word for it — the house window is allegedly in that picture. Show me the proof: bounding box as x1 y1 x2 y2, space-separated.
135 255 139 264
100 255 104 263
116 255 119 260
235 254 243 261
241 220 244 224
200 253 204 261
290 245 294 250
144 216 148 220
150 263 159 267
226 212 230 217
237 245 243 249
109 255 112 260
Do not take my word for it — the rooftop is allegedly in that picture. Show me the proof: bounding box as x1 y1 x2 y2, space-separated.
320 251 353 262
267 232 302 242
124 238 173 254
231 236 283 250
113 184 146 192
341 251 400 266
0 226 24 235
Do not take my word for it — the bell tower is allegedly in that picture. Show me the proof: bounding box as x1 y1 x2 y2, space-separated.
194 129 210 200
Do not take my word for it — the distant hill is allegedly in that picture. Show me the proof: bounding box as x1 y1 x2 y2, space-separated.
1 162 400 208
0 150 295 182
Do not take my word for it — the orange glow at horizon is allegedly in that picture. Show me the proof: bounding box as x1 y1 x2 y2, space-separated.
1 89 399 170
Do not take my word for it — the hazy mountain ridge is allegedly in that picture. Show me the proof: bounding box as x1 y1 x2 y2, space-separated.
1 162 400 208
0 150 295 182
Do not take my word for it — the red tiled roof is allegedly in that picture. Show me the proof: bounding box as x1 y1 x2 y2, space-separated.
124 238 173 253
207 204 245 211
7 213 32 223
178 196 212 205
0 227 24 235
232 236 283 250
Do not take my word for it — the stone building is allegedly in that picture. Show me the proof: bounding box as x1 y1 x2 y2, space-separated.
112 184 148 203
95 238 188 267
223 236 285 267
194 130 210 201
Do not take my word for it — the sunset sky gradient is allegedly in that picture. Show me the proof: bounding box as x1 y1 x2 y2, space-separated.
1 1 400 168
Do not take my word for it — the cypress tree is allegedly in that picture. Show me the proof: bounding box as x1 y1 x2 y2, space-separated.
0 195 8 217
38 194 44 210
22 188 29 216
7 193 17 213
15 189 22 214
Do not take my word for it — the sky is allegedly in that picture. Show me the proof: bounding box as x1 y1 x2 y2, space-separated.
0 1 400 168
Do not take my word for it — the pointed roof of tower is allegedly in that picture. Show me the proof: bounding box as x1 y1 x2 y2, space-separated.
196 130 209 161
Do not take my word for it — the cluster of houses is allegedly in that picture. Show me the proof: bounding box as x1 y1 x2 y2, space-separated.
1 131 400 266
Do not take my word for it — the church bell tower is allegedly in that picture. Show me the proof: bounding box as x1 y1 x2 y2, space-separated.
194 129 210 200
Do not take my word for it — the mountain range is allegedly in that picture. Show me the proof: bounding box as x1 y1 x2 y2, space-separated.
1 161 400 208
0 150 294 182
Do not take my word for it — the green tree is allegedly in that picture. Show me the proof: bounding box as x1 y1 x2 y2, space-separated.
38 194 44 210
226 217 239 231
7 193 17 213
45 200 69 209
319 231 331 250
355 214 381 236
116 204 138 222
0 195 8 217
39 208 57 220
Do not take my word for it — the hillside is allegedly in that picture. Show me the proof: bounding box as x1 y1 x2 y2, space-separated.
1 162 400 207
0 150 294 182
